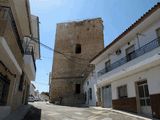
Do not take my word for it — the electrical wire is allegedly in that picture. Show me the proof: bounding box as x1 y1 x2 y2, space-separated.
25 36 94 80
26 36 90 65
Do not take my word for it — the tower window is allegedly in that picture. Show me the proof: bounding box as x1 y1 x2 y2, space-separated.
75 44 81 54
75 84 81 94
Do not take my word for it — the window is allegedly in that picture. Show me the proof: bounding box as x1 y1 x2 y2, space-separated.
156 28 160 45
89 88 92 100
126 45 135 62
0 74 10 105
75 44 81 54
117 85 127 99
87 81 89 86
105 60 110 72
75 84 80 94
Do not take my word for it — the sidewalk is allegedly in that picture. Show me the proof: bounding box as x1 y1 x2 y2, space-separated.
91 107 153 120
4 105 31 120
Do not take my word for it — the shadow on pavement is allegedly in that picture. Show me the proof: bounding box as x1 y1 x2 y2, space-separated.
23 106 41 120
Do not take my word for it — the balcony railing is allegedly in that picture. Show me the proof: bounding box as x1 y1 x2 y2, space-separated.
98 38 160 77
0 6 24 54
25 48 36 71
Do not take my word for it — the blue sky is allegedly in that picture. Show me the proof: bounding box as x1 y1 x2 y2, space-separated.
29 0 159 92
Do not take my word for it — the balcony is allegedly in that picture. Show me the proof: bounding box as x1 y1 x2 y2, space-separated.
98 38 160 77
23 48 36 81
0 6 24 54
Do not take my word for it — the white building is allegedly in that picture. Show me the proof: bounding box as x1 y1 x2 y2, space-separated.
40 92 49 101
83 71 97 106
83 3 160 119
29 83 36 98
0 0 40 119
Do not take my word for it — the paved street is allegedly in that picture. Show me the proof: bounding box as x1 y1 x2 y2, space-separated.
23 102 149 120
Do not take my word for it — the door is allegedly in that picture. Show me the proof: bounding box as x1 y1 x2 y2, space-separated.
126 45 135 62
137 81 152 115
103 85 112 108
105 60 110 72
0 75 10 105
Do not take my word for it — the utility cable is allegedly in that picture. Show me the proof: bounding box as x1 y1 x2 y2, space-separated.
26 36 90 65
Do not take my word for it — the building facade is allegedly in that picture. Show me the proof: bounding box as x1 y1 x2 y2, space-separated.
83 3 160 119
0 0 40 119
29 83 36 98
50 18 104 105
83 71 98 106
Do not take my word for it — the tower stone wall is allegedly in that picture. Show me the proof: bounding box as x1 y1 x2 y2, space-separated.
50 18 104 105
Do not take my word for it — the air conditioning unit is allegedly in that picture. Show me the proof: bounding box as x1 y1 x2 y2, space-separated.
116 49 121 55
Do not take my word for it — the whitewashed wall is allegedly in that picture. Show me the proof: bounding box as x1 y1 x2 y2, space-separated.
95 19 160 77
83 71 97 106
111 65 160 100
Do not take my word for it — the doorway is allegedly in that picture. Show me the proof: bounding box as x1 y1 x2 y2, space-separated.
102 85 112 108
75 84 80 94
0 75 10 105
126 45 135 62
137 80 152 116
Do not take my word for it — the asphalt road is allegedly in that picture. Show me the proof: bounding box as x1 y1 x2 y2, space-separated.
23 102 148 120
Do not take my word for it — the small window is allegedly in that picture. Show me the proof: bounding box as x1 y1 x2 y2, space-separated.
75 84 80 94
105 60 110 72
117 85 127 99
89 88 92 100
75 44 81 54
87 81 89 86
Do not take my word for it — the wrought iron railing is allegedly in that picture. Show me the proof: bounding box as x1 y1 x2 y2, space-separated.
25 47 36 71
98 38 160 77
0 6 24 54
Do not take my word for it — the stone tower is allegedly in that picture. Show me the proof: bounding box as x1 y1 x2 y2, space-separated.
50 18 104 105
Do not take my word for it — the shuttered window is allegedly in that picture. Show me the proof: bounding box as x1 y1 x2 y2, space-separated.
117 85 127 99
